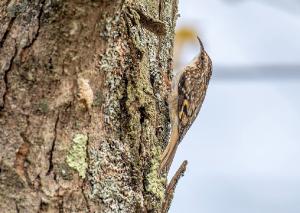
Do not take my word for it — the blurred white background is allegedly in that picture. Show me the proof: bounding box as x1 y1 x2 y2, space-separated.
169 0 300 212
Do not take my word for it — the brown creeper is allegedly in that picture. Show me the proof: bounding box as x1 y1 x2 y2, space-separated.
160 37 212 172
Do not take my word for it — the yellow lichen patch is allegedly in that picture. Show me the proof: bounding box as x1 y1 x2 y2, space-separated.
66 134 88 178
146 147 165 200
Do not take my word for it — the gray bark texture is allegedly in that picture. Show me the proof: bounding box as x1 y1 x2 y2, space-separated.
0 0 179 212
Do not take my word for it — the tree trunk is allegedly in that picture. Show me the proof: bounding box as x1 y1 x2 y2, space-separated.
0 0 180 212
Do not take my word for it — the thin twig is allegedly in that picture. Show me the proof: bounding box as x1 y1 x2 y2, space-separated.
162 160 188 213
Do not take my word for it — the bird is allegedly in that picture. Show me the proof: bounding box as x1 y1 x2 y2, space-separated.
160 36 212 173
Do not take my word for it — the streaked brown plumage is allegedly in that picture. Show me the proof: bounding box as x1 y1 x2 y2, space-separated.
160 37 212 172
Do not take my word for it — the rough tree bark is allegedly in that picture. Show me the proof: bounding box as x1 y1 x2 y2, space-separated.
0 0 181 212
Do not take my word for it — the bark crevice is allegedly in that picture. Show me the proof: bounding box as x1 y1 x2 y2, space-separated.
0 17 16 48
1 41 17 111
20 0 46 51
46 113 60 176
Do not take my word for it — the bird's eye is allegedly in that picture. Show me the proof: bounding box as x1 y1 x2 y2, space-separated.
183 101 189 115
